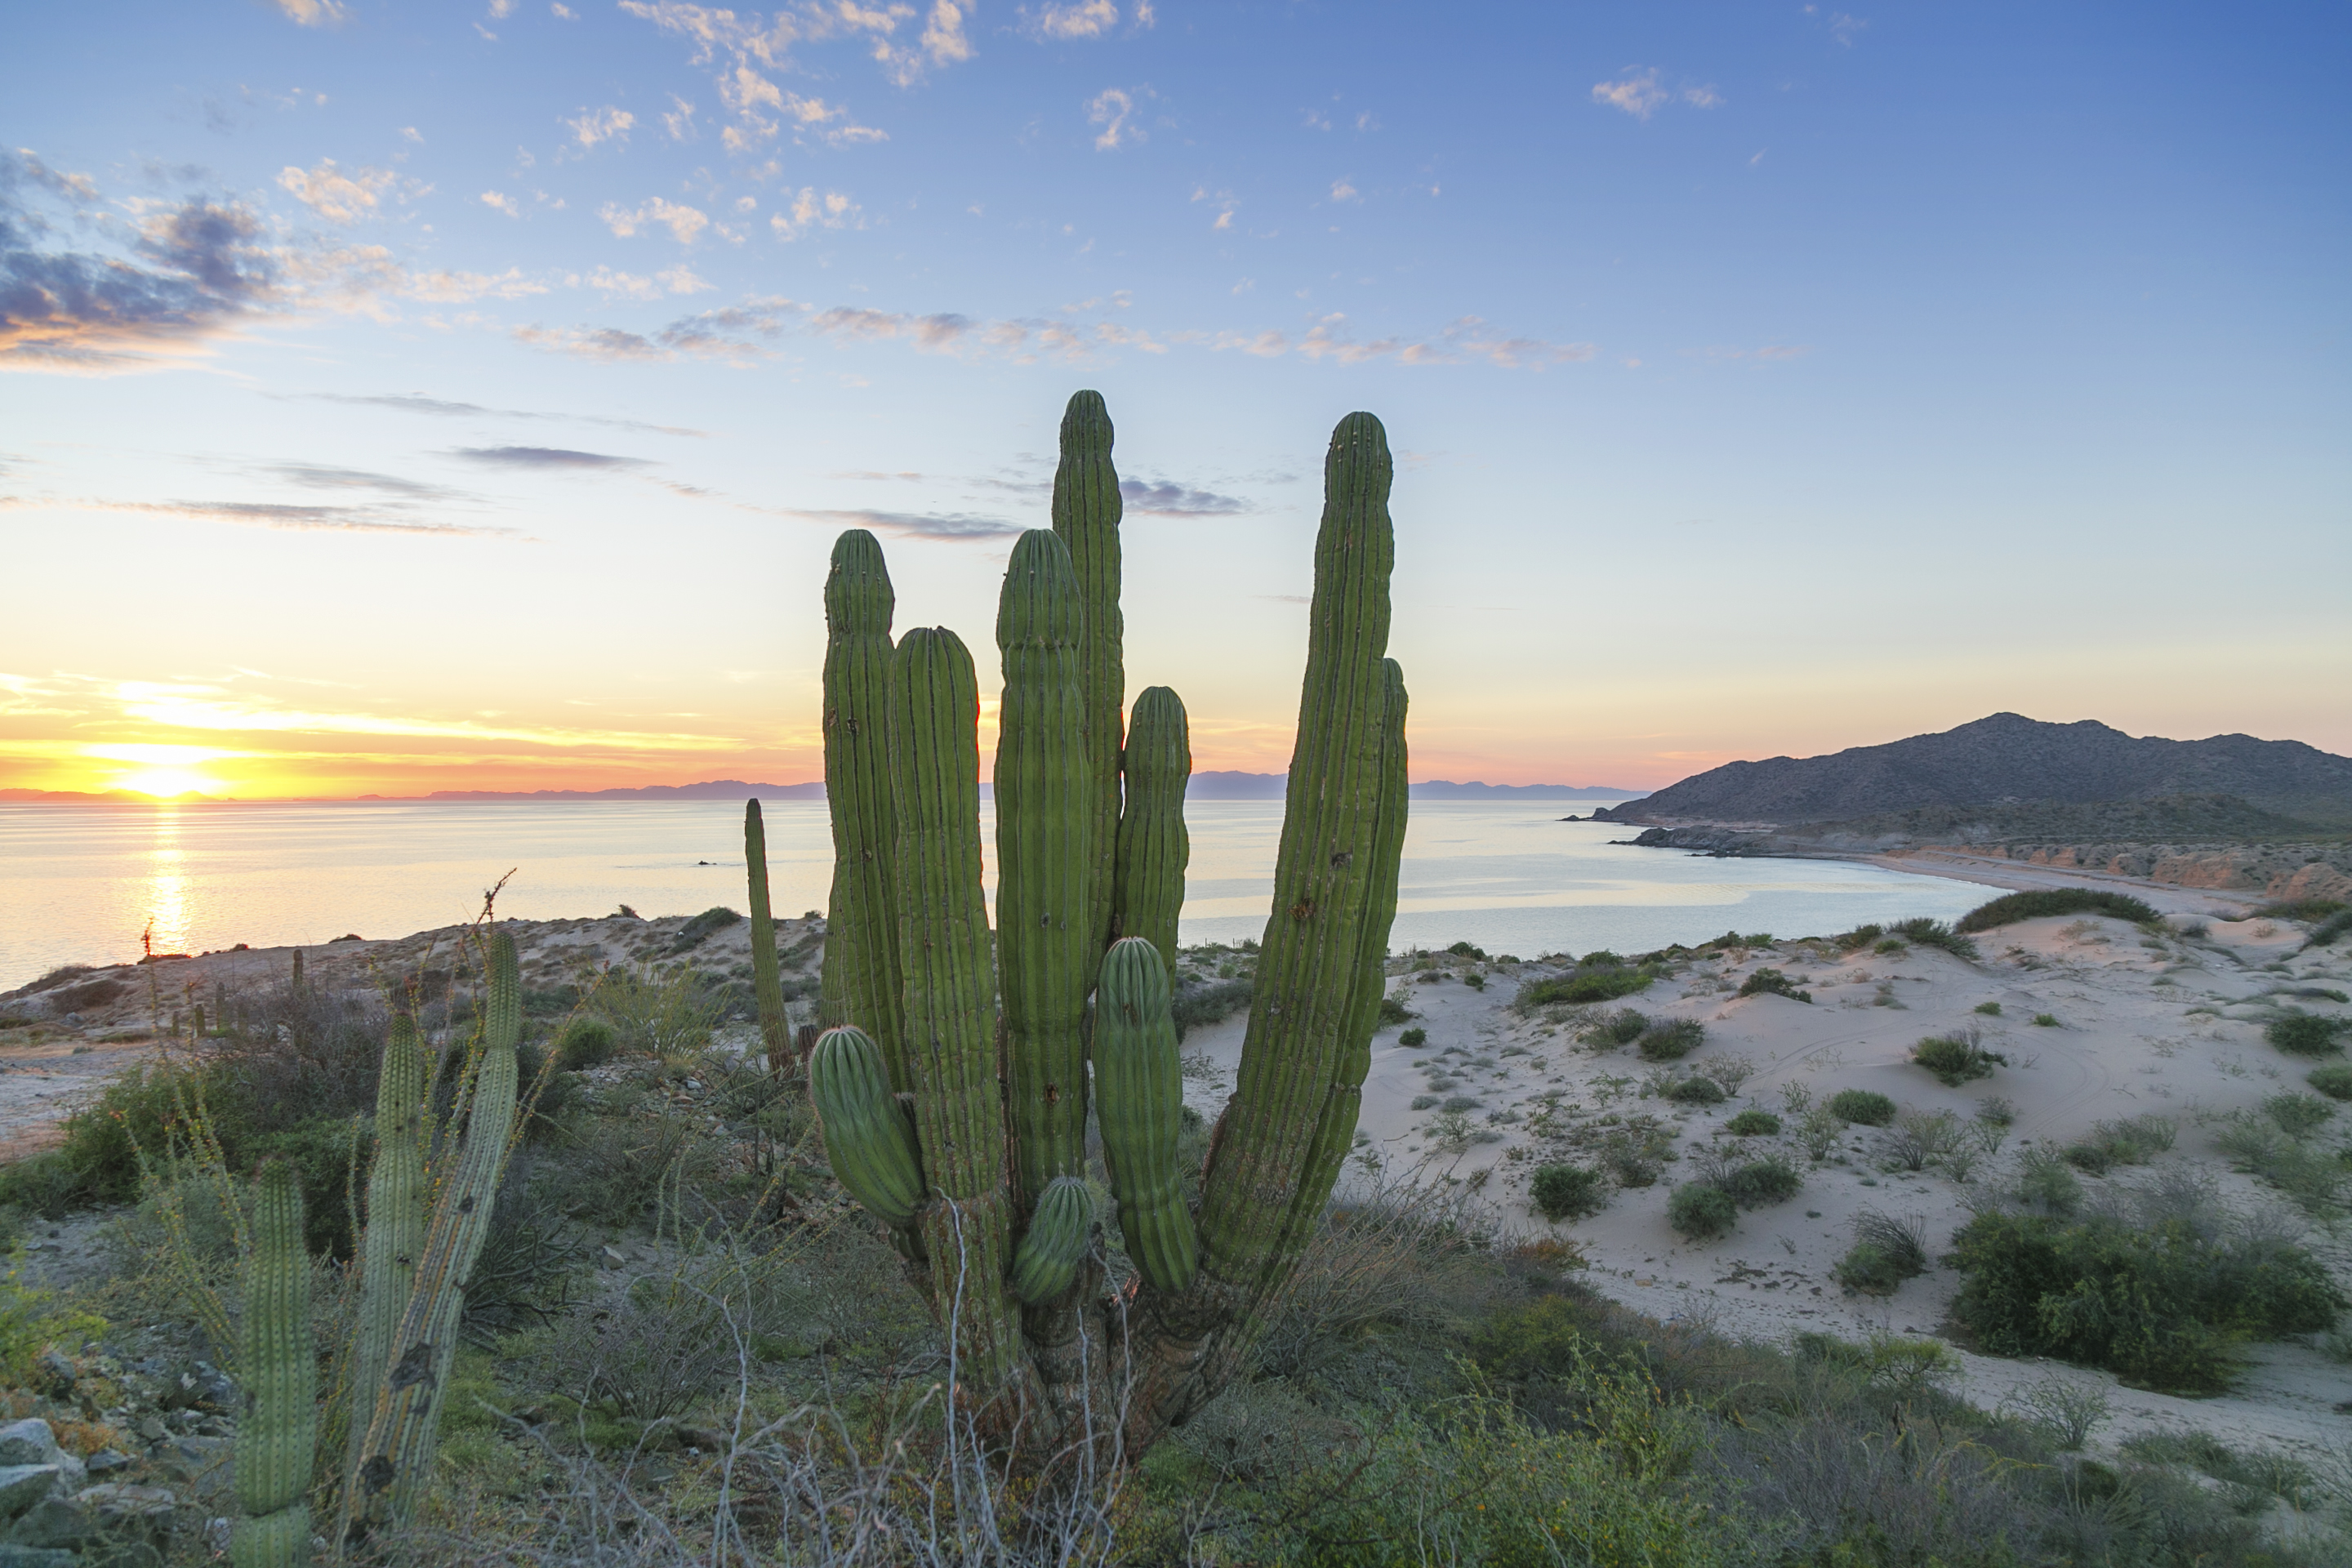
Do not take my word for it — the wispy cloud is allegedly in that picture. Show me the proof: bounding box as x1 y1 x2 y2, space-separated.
270 0 349 24
1119 479 1248 515
0 494 521 538
265 463 459 499
1591 68 1722 120
620 0 937 146
287 391 707 437
1199 314 1597 369
1089 87 1145 149
452 445 648 470
480 190 520 217
276 160 394 223
564 105 637 152
599 196 710 244
1804 5 1869 45
773 506 1018 541
769 187 861 240
1023 0 1119 39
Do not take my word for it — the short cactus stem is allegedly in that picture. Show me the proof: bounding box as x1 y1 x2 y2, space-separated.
809 1026 926 1229
744 800 790 1068
1009 1176 1093 1304
1113 685 1191 974
234 1160 315 1568
1093 937 1199 1294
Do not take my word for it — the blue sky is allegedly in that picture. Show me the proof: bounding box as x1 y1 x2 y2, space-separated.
2 1 2346 797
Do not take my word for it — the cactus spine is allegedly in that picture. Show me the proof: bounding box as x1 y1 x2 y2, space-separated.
1093 937 1198 1294
345 1011 425 1477
1049 392 1125 956
233 1160 315 1568
995 531 1094 1205
822 529 906 1085
888 628 1020 1390
1009 1176 1093 1305
1193 412 1396 1299
345 927 521 1539
744 800 790 1068
1113 687 1191 973
808 1026 925 1228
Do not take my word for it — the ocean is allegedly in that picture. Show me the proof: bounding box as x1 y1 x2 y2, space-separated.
0 799 1994 991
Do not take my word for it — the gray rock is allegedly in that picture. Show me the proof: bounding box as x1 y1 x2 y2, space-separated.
35 1353 72 1393
0 1425 57 1471
0 1471 55 1523
147 1437 229 1485
83 1451 133 1478
7 1496 87 1551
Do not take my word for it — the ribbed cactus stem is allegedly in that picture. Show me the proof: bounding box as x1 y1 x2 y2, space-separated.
1094 937 1199 1293
1049 392 1125 958
995 530 1094 1204
1009 1176 1093 1305
233 1160 315 1568
1281 657 1410 1247
745 800 790 1069
346 1010 426 1478
1114 686 1191 973
345 927 522 1541
809 1026 926 1228
888 627 1020 1392
1193 412 1396 1301
822 529 906 1084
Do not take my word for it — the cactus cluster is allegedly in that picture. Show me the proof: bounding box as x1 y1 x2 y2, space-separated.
231 928 530 1562
810 393 1408 1450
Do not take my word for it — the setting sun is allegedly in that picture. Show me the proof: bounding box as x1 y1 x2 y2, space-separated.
114 768 216 799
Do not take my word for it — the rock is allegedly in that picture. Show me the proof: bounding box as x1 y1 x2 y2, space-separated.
0 1429 78 1492
601 1245 628 1270
0 1544 76 1567
7 1496 87 1551
0 1470 56 1523
131 1418 166 1445
82 1452 132 1479
33 1355 70 1396
148 1437 229 1485
74 1485 177 1567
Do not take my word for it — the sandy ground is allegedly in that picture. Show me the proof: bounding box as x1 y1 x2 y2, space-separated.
1180 893 2352 1465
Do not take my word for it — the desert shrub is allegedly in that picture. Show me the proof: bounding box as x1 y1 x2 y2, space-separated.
2265 1012 2346 1056
1254 1175 1491 1382
1636 1018 1704 1061
1518 964 1653 1009
1976 1097 2016 1126
1886 917 1980 960
1887 1110 1961 1172
1588 1007 1648 1048
1736 968 1811 1004
1833 1242 1907 1294
1973 1000 2002 1016
1375 993 1414 1027
2117 1430 2322 1512
666 905 741 953
1397 1027 1427 1048
462 1156 590 1343
1171 977 1253 1039
1439 1095 1484 1114
1828 1089 1896 1126
2060 1115 2175 1175
1948 1209 2342 1392
2014 1147 2083 1214
1956 889 2160 933
1530 1164 1608 1222
590 965 726 1058
2031 1012 2060 1027
2258 898 2349 924
1847 1209 1929 1285
2310 909 2352 947
1833 923 1885 951
1667 1183 1736 1240
1725 1110 1780 1137
1694 1054 1756 1096
1463 973 1486 991
2006 1376 2109 1450
2262 1090 2335 1138
1911 1031 2007 1086
2211 1116 2344 1214
545 1248 799 1422
1445 940 1487 960
1716 1155 1801 1207
1796 1107 1845 1161
2306 1062 2352 1101
553 1014 619 1070
1665 1076 1726 1106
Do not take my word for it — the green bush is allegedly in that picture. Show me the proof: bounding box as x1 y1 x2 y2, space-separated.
1724 1110 1780 1136
2256 899 2348 924
1397 1027 1427 1049
1833 1241 1907 1295
1972 1000 2002 1016
1956 889 2161 933
2311 910 2352 947
1833 924 1885 951
1949 1211 2342 1393
1717 1156 1801 1207
666 905 742 953
2060 1116 2174 1176
1911 1033 2007 1086
2262 1091 2335 1138
1828 1089 1896 1126
1529 1164 1608 1222
1444 940 1488 960
2265 1012 2346 1057
1171 978 1253 1040
1736 968 1811 1004
1376 993 1414 1026
2031 1013 2060 1027
1636 1018 1704 1061
1591 1008 1648 1047
1463 973 1486 991
1667 1183 1737 1241
1886 917 1980 960
2306 1063 2352 1101
1665 1076 1726 1106
553 1014 619 1070
1519 966 1654 1008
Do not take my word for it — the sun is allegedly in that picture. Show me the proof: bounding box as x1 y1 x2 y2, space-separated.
117 768 217 799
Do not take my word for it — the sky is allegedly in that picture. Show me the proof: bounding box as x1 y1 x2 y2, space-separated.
2 0 2346 800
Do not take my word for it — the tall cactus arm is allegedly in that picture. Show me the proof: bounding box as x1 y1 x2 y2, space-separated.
889 627 1022 1397
1113 686 1191 976
745 800 791 1068
1094 937 1199 1294
344 927 523 1541
234 1160 316 1568
1182 412 1396 1311
822 529 906 1083
1049 391 1125 958
995 529 1095 1205
345 1010 426 1479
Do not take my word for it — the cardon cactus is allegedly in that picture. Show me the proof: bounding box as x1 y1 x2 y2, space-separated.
1009 1176 1094 1304
1092 937 1197 1294
808 1025 925 1228
811 393 1409 1459
743 800 790 1067
233 1160 315 1568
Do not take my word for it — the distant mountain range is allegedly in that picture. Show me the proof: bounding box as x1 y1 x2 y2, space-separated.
6 775 1635 805
1595 714 2352 830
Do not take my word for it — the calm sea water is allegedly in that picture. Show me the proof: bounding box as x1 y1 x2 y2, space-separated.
0 799 1995 991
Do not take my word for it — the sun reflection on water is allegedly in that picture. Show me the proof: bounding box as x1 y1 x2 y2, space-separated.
144 806 190 956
